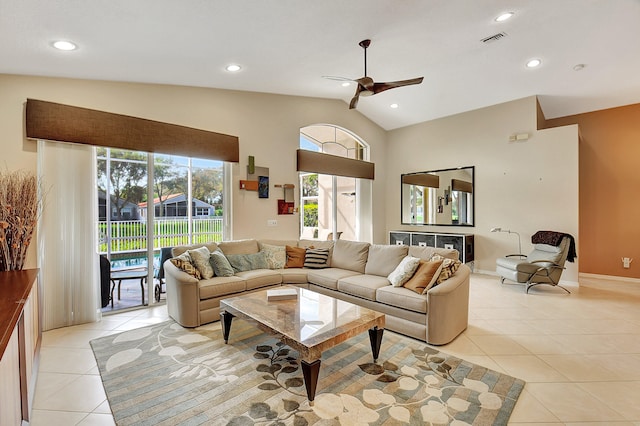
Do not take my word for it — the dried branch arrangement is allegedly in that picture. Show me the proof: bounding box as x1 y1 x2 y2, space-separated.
0 170 40 271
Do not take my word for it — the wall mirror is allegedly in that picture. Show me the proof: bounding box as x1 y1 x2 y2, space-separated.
401 166 474 226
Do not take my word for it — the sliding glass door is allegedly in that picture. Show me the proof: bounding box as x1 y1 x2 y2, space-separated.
97 149 226 312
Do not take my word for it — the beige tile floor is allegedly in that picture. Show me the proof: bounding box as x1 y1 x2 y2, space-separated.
30 273 640 425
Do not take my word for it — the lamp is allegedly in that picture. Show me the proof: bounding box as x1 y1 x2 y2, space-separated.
491 227 522 255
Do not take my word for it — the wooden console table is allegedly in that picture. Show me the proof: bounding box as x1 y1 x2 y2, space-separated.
0 269 41 426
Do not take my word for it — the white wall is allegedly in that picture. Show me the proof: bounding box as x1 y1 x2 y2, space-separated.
386 96 579 283
0 74 388 269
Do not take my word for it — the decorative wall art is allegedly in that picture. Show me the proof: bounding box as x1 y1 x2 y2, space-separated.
258 176 269 198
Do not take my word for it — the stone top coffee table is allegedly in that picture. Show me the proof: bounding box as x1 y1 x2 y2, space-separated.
220 286 385 404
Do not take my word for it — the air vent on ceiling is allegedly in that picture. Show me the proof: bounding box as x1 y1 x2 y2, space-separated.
480 32 507 43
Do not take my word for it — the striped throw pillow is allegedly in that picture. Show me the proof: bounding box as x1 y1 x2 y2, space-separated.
304 248 330 269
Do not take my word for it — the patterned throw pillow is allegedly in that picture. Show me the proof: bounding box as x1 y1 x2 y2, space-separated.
260 243 287 269
209 249 235 277
431 255 462 285
403 259 444 295
285 245 306 268
187 246 214 279
387 256 421 287
304 248 330 269
169 252 202 279
225 252 269 273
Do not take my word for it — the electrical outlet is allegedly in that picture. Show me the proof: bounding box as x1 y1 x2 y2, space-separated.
622 257 633 268
267 219 277 227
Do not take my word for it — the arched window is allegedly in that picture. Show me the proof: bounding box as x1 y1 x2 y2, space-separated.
299 125 371 241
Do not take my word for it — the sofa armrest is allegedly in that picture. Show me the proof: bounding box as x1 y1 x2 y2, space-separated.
164 260 200 327
425 264 470 345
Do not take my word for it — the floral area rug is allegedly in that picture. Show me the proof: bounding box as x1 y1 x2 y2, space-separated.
90 319 524 425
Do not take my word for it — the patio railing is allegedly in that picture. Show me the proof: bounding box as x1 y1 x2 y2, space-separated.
98 217 224 254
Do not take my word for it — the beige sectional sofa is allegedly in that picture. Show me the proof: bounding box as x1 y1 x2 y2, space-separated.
163 238 470 345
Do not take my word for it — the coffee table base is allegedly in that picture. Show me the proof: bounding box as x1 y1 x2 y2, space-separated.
220 312 384 403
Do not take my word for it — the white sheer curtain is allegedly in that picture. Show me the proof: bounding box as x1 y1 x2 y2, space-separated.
37 140 100 331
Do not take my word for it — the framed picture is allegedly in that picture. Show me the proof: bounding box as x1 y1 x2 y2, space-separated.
258 176 269 198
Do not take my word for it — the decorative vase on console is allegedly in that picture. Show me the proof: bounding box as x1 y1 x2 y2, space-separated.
0 169 41 271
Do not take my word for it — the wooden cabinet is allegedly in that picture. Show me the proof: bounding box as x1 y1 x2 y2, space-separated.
0 270 41 426
390 231 474 266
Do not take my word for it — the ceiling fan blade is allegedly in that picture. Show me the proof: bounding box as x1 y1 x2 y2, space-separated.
372 77 424 94
349 85 362 109
322 75 355 82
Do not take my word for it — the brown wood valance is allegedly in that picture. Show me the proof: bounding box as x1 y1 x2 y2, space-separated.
25 99 239 162
451 178 473 193
296 149 374 180
402 173 440 188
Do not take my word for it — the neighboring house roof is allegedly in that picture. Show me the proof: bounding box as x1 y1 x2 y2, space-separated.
138 193 215 209
97 190 139 210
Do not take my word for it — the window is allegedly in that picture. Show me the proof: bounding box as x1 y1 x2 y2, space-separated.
299 125 370 241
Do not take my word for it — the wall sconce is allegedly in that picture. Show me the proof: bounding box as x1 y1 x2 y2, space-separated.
491 227 522 255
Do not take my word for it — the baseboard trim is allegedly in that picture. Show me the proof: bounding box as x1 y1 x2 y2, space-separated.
473 268 578 286
579 272 640 285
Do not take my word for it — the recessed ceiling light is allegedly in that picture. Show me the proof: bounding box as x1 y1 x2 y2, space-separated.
495 12 514 22
526 58 542 68
225 64 241 72
52 40 77 51
341 82 351 87
390 103 399 109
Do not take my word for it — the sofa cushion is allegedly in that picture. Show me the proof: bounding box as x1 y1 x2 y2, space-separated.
307 268 361 291
364 244 408 276
408 246 459 261
337 274 390 301
172 242 218 258
376 286 428 314
404 259 443 295
387 256 420 287
218 239 259 255
169 252 201 279
209 249 234 277
304 248 330 269
225 252 269 273
259 243 287 269
187 246 214 279
234 269 282 290
198 276 246 300
331 239 370 273
279 268 309 284
285 245 306 268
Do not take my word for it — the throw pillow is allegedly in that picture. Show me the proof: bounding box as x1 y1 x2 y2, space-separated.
209 249 235 277
387 255 421 287
169 252 202 280
430 255 462 285
187 246 214 279
225 252 269 273
260 243 287 269
285 245 306 268
304 248 330 269
403 259 444 295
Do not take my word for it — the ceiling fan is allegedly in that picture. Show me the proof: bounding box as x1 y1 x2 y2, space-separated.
325 39 424 109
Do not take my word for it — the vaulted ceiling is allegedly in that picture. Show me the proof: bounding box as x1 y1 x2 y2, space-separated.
2 0 639 130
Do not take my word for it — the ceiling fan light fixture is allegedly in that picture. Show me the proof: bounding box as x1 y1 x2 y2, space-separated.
495 12 514 22
390 103 399 109
341 82 351 87
225 64 241 72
